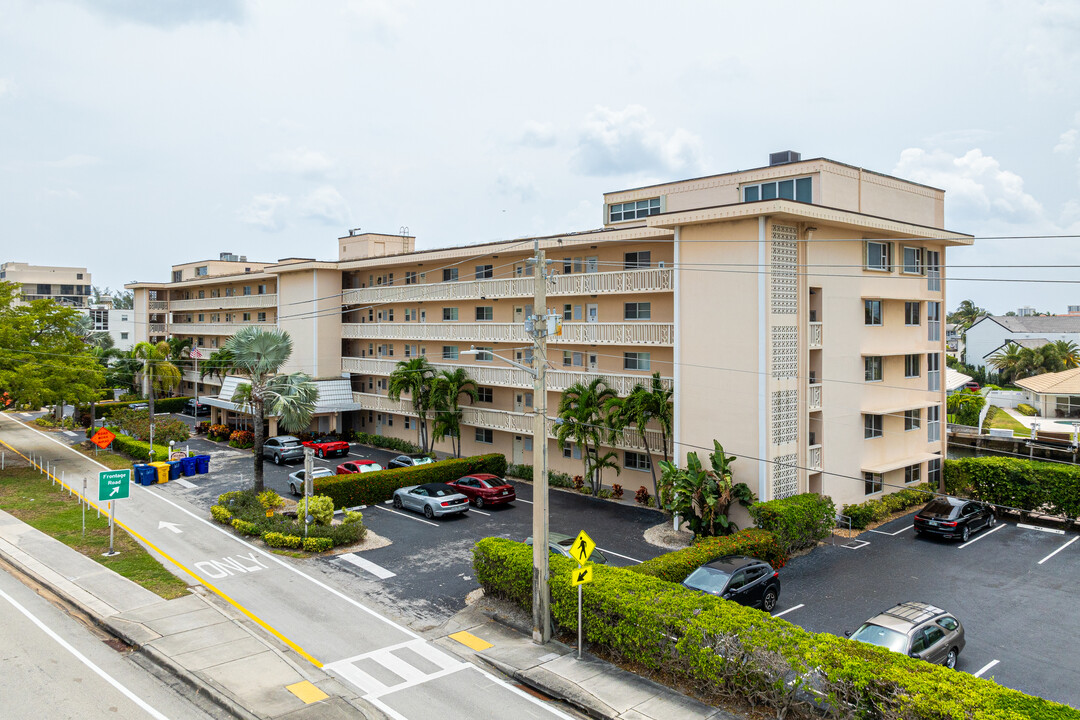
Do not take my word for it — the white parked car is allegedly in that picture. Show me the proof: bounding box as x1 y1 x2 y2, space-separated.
287 467 334 496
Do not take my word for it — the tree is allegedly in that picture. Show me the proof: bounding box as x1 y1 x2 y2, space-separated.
586 450 621 495
946 389 985 427
430 368 478 457
556 378 616 496
657 441 753 536
605 383 661 501
1051 340 1080 369
131 341 182 422
167 337 192 361
111 290 134 310
648 372 674 464
1016 344 1064 379
988 343 1024 384
224 327 319 493
387 357 437 451
947 300 986 329
199 349 236 383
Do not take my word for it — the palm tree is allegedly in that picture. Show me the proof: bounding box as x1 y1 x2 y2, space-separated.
1051 340 1080 369
430 368 478 457
224 327 319 493
586 450 621 495
1016 344 1065 379
387 357 436 451
556 378 616 496
131 341 182 423
200 348 236 384
605 384 661 502
988 343 1024 384
648 372 673 464
167 337 193 361
948 299 986 329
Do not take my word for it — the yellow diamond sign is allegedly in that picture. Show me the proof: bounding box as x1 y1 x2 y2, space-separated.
570 530 596 565
570 565 593 587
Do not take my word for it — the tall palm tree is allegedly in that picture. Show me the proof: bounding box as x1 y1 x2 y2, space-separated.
388 357 436 451
556 377 616 496
224 327 319 492
131 341 182 423
586 450 621 496
1051 340 1080 369
200 348 237 384
948 299 986 329
988 343 1024 384
430 368 478 457
605 384 661 502
167 336 193 361
648 372 674 464
1016 344 1065 379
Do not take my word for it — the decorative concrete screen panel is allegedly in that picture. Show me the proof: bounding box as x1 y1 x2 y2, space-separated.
771 325 798 378
771 390 798 445
770 225 798 315
772 453 798 499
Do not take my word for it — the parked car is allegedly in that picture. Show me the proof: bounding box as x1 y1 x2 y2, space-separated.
128 402 149 411
182 399 211 417
846 601 965 669
913 496 996 542
287 467 335 496
682 555 780 611
302 435 350 458
445 474 515 508
262 435 305 465
962 381 981 391
525 532 608 565
387 454 436 469
336 460 383 474
392 483 469 519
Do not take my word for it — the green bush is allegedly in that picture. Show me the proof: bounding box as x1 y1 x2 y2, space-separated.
231 518 261 536
1017 403 1038 417
314 454 508 507
343 510 364 525
346 431 423 454
631 529 787 583
840 484 934 529
264 532 303 549
228 430 254 448
257 490 284 510
748 493 835 553
945 457 1080 520
297 495 335 526
211 489 366 548
304 521 366 545
503 463 574 488
210 505 233 523
303 537 334 553
473 538 1079 720
105 427 170 462
982 404 1000 429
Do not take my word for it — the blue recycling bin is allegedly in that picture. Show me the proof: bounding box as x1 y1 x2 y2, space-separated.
180 456 198 476
133 464 156 486
167 461 182 480
195 455 210 474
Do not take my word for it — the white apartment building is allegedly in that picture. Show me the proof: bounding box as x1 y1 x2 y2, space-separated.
83 301 135 350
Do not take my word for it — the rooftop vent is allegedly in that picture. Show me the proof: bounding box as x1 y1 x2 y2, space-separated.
219 252 239 262
769 151 801 166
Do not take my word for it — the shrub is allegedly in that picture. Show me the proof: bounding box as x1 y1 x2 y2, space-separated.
506 464 575 488
303 537 334 553
597 489 613 499
212 489 365 548
1017 403 1038 416
208 424 231 441
342 510 364 525
228 430 255 448
473 538 1078 720
945 457 1080 520
231 519 261 536
264 532 303 549
257 490 284 511
982 405 1000 429
211 505 233 524
506 463 531 480
840 484 934 529
105 427 170 461
635 486 652 506
572 475 584 491
314 454 508 508
305 521 366 545
96 397 191 419
631 529 788 583
611 483 623 499
346 430 423 454
297 495 335 526
550 471 574 488
195 421 210 435
748 493 835 553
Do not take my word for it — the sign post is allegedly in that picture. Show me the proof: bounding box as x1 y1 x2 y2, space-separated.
90 427 115 450
569 530 596 659
98 469 130 557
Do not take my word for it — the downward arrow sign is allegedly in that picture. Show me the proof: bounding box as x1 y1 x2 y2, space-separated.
158 521 182 534
577 570 587 582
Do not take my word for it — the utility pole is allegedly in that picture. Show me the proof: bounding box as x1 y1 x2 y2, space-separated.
303 446 315 539
531 240 552 644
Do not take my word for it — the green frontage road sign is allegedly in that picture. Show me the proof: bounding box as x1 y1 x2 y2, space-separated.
98 470 131 501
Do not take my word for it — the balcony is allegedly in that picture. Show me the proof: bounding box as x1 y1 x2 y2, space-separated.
149 323 166 334
808 321 822 349
182 369 223 385
343 322 674 346
168 322 275 336
351 392 664 452
341 356 673 396
808 444 822 471
808 383 822 411
169 294 277 312
342 268 673 305
148 300 169 311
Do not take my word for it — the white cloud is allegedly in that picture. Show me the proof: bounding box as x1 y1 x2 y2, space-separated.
571 105 706 177
494 171 536 204
893 148 1043 224
518 121 556 148
1054 128 1078 155
237 194 289 232
299 186 350 226
45 154 101 168
263 147 335 177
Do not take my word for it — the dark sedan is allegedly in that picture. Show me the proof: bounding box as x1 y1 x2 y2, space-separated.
682 555 781 611
913 497 996 542
445 474 516 508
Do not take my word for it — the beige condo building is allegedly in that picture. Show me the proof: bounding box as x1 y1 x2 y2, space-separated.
1 262 92 306
128 153 971 509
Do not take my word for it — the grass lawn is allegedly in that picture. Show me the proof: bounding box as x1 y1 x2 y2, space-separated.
987 407 1032 438
0 466 189 599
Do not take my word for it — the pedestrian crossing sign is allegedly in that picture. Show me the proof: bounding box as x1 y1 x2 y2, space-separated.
571 530 595 565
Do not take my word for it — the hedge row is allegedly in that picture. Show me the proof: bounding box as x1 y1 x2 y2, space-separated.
840 483 935 529
505 463 575 489
473 538 1077 720
1016 403 1038 417
945 457 1080 520
95 397 192 419
314 453 508 507
747 493 835 553
345 431 424 454
630 529 787 584
105 427 170 462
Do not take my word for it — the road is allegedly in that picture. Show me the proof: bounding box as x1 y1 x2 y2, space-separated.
0 414 580 720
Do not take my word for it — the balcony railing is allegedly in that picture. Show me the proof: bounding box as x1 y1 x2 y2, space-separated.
182 369 223 385
341 356 672 396
808 444 822 471
169 294 277 312
149 323 166 334
343 322 674 346
808 383 822 411
342 268 673 305
167 322 275 336
809 321 822 349
148 300 169 311
351 392 664 452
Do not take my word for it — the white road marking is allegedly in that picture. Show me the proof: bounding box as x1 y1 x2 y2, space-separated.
376 506 439 527
1038 536 1079 565
174 478 196 488
958 522 1006 549
772 603 805 618
63 431 79 437
515 498 533 504
597 547 643 564
158 521 183 534
841 540 870 550
338 553 396 580
869 524 913 536
0 587 170 720
469 508 491 516
973 659 1000 678
1018 523 1066 535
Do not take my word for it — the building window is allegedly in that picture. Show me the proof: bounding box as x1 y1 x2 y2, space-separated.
442 268 458 282
195 266 208 276
625 451 651 471
865 241 892 271
258 284 266 294
404 417 413 430
36 283 51 296
76 273 83 279
563 351 584 367
475 346 493 361
864 472 883 495
927 353 941 391
906 465 921 484
563 442 581 460
197 290 204 299
928 456 942 487
624 302 651 320
864 414 883 439
927 405 941 442
243 286 252 296
864 356 883 382
563 258 572 274
172 270 182 282
905 354 921 378
742 177 812 203
624 352 651 371
257 312 266 322
405 271 417 285
624 251 652 269
902 247 924 275
225 287 235 297
442 307 458 321
476 265 493 279
864 299 882 326
475 306 493 321
477 387 493 403
928 302 941 341
563 304 573 321
475 428 493 444
442 346 459 360
905 409 921 431
120 332 128 339
905 301 921 326
609 198 660 222
242 312 251 321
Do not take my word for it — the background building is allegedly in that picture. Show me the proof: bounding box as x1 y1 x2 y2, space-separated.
0 262 91 306
83 299 135 351
965 316 1080 370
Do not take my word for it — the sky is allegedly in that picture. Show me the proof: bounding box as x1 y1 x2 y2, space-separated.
1 0 1078 315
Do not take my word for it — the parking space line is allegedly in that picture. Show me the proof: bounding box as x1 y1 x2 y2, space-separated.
469 508 491 516
1018 523 1066 535
337 553 397 579
957 523 1006 549
973 659 1000 678
869 525 913 536
597 547 643 564
772 603 804 618
516 499 533 504
1038 536 1078 565
375 506 439 527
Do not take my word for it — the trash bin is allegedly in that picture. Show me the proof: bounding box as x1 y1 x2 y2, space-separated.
167 461 182 480
195 455 210 474
134 464 156 487
149 461 170 484
180 456 198 476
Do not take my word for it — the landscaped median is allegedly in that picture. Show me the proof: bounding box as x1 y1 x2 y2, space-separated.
473 536 1078 719
210 489 366 553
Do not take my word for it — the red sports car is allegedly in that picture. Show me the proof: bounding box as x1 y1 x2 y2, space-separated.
336 460 384 474
302 435 350 458
446 474 516 508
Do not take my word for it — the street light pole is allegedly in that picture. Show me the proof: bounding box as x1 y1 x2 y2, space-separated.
531 242 551 644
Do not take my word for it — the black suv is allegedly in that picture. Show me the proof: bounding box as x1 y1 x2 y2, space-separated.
913 496 996 542
183 399 211 417
682 555 781 611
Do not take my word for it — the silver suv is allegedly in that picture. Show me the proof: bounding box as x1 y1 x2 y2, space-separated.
847 601 965 669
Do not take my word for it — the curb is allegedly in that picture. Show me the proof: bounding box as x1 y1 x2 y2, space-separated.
476 654 614 720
